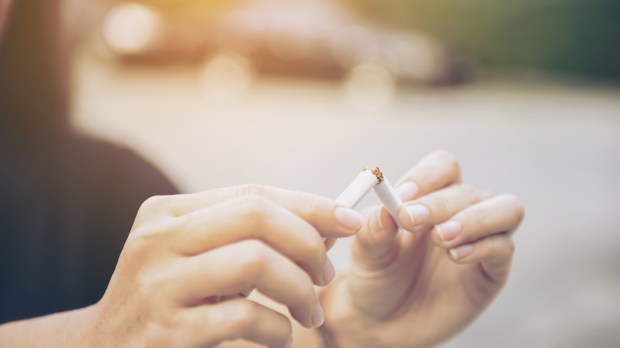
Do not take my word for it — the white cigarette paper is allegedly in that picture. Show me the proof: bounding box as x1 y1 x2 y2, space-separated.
336 167 403 224
374 177 403 223
335 170 378 208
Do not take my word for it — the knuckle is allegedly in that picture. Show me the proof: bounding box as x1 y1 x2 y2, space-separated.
123 231 158 264
123 234 148 262
485 236 515 262
139 195 170 215
127 218 173 251
434 150 461 174
297 193 324 219
237 240 269 274
237 195 273 228
225 301 259 336
456 184 483 204
502 194 525 221
122 223 175 278
303 234 326 263
488 235 513 256
421 195 447 217
134 195 173 227
475 213 495 233
235 184 273 199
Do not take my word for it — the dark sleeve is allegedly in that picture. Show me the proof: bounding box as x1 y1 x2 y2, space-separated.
0 135 179 322
66 136 179 308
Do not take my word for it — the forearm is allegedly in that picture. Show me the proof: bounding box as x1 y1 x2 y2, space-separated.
0 305 97 347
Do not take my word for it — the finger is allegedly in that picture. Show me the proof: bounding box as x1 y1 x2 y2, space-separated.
397 184 486 233
179 298 292 348
136 184 363 238
324 238 337 251
394 150 463 202
171 240 324 328
445 234 516 284
160 195 333 285
352 206 400 271
431 194 525 248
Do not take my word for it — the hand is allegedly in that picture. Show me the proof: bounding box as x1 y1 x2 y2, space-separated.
88 185 363 348
320 151 524 348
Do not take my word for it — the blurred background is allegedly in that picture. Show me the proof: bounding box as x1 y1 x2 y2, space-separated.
64 0 619 346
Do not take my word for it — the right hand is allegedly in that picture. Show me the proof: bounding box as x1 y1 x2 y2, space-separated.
88 185 363 348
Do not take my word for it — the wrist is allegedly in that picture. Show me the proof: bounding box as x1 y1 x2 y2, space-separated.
318 275 375 348
77 303 104 347
0 304 99 347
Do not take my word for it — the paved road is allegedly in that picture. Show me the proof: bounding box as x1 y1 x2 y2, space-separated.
73 55 620 347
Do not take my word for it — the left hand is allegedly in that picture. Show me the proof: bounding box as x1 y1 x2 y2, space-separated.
319 151 524 348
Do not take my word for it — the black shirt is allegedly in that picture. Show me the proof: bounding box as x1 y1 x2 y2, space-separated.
0 135 177 323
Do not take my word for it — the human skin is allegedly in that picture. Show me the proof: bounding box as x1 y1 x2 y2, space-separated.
0 185 364 347
0 151 523 347
0 0 11 39
0 2 524 345
318 150 524 348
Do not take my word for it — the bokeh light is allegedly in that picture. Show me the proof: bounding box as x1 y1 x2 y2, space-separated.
22 0 620 346
199 50 253 104
344 63 395 111
103 3 161 55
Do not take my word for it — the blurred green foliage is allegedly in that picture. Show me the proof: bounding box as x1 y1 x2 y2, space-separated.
340 0 620 81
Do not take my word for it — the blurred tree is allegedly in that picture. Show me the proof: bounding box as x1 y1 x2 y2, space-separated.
339 0 620 81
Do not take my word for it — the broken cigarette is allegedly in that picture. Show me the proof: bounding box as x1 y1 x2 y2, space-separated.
336 167 403 223
335 169 378 208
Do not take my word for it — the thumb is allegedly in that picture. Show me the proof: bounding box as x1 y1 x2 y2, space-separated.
351 206 400 271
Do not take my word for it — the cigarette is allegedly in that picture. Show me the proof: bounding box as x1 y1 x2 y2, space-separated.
373 174 402 224
336 167 403 224
335 169 378 208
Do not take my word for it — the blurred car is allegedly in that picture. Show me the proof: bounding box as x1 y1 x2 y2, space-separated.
97 0 469 85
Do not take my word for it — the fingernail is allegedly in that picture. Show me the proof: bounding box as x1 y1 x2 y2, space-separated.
335 207 363 231
449 244 474 260
435 221 461 242
396 181 419 201
284 337 292 348
311 303 325 327
405 204 429 226
323 258 335 284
